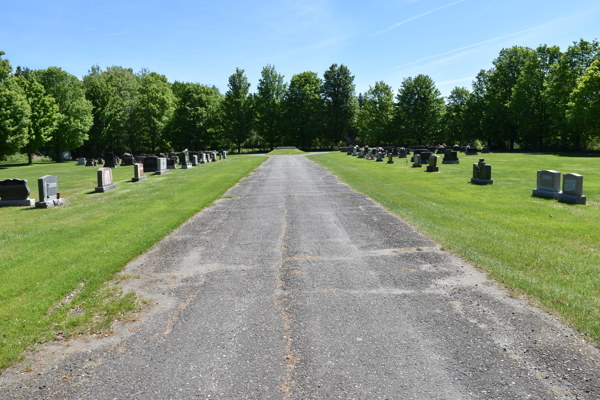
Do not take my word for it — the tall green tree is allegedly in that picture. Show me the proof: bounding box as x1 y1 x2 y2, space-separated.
33 67 93 161
441 86 470 145
133 71 175 154
284 71 323 149
394 74 444 145
84 66 140 155
16 76 59 164
544 39 599 150
567 59 600 146
0 51 31 159
357 81 394 146
168 82 222 151
221 68 253 153
255 65 286 150
322 64 356 146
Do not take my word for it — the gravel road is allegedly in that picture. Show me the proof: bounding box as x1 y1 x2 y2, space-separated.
1 154 598 399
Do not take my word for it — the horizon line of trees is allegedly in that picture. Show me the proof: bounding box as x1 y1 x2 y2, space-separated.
1 38 599 164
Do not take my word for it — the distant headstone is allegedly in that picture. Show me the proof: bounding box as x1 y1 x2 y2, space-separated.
471 159 493 185
122 155 135 166
411 149 423 162
436 147 446 154
398 147 407 158
179 152 192 169
132 163 146 182
352 146 357 156
167 157 178 169
211 152 217 162
95 168 116 192
97 158 104 165
420 151 433 165
77 158 86 165
532 170 560 199
104 153 118 168
466 146 478 155
0 179 35 207
442 150 460 164
482 147 490 153
412 154 422 168
359 148 365 158
376 150 384 162
200 153 207 164
557 173 586 205
387 151 394 164
191 154 199 166
426 155 439 172
223 151 228 159
347 147 353 155
333 146 339 151
36 175 64 208
85 159 97 167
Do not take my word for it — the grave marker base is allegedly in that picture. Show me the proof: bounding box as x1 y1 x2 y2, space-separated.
387 160 394 164
442 160 460 164
180 164 193 169
154 170 168 175
0 199 34 207
557 193 587 205
167 165 178 169
95 184 116 193
35 198 65 208
532 188 559 199
426 166 439 172
132 176 147 182
472 178 493 185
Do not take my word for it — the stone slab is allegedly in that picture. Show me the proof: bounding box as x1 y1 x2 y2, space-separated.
471 178 493 185
0 199 34 207
442 160 460 164
95 184 116 193
132 176 147 182
532 188 559 199
426 166 439 172
557 193 587 205
35 198 65 208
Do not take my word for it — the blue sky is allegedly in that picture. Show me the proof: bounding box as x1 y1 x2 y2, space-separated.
2 0 599 98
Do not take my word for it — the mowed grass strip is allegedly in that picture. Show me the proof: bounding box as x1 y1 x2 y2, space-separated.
309 152 599 344
0 155 265 369
267 148 305 155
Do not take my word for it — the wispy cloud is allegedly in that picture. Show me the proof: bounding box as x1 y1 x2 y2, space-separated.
374 5 600 75
436 76 474 86
476 0 496 19
370 0 467 37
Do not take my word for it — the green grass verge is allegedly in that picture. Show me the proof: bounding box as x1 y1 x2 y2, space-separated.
267 148 305 155
0 155 265 369
308 152 599 344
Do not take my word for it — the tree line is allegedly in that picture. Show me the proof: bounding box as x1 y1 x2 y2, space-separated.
1 38 599 163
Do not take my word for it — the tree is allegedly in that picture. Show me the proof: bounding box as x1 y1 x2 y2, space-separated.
567 59 600 146
33 67 93 161
394 74 444 145
168 82 222 151
133 71 175 154
544 39 599 150
322 64 356 146
16 76 59 164
284 72 323 150
357 81 394 146
83 66 140 155
0 52 31 159
221 68 253 153
255 65 286 150
441 86 470 145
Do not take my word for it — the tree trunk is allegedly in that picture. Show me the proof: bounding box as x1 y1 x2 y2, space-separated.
28 153 33 165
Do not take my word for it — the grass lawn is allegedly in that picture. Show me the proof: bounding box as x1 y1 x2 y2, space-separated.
0 155 265 369
267 148 305 155
308 152 599 344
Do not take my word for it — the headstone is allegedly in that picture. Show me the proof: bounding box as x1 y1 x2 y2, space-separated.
359 148 365 158
459 146 467 153
471 159 493 185
191 154 199 166
352 147 357 156
411 149 423 162
482 147 490 153
532 170 560 199
219 152 223 160
200 153 207 164
167 157 178 169
466 146 478 155
557 173 586 205
97 158 104 165
223 151 228 159
0 179 35 207
58 151 71 161
420 151 432 165
104 153 118 168
442 150 460 164
136 155 145 163
453 145 460 152
398 147 407 158
367 148 373 159
436 147 446 154
179 152 192 169
85 159 97 167
121 155 135 166
412 154 421 168
211 152 217 162
347 147 353 155
132 163 146 182
333 146 339 151
95 168 116 192
426 155 439 172
35 175 64 208
387 151 394 164
376 150 384 162
77 158 86 165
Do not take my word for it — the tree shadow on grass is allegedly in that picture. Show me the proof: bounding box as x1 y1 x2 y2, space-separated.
0 162 58 170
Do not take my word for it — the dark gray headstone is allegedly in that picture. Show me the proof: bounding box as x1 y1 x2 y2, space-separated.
85 159 97 167
0 179 35 207
426 155 439 172
420 151 432 165
557 173 586 205
36 175 64 208
532 170 560 199
104 153 118 168
412 154 421 168
471 159 493 185
179 152 192 169
442 151 459 164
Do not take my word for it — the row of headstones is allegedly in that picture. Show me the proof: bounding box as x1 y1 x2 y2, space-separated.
0 151 231 208
344 146 587 205
342 145 487 156
77 151 228 169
